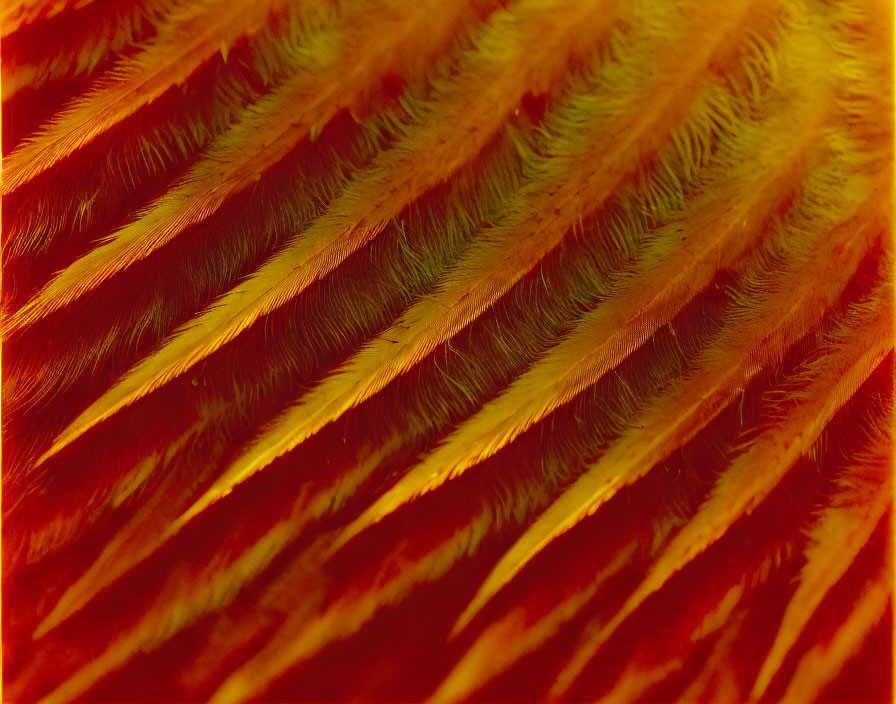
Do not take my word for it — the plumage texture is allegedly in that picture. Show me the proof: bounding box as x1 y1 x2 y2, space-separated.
1 0 893 702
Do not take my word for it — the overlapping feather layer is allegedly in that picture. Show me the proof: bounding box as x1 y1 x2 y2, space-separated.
1 0 892 701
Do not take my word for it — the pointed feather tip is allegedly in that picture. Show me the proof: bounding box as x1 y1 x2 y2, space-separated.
449 556 529 639
165 448 290 536
31 557 107 639
449 597 483 640
34 433 73 468
169 488 232 536
320 489 411 562
323 514 368 559
34 409 108 467
547 659 585 701
31 606 64 641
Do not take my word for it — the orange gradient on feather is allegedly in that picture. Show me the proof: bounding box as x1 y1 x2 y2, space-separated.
1 0 893 702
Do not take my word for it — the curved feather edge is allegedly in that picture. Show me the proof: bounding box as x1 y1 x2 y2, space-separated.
777 562 892 703
161 0 763 534
34 0 621 463
453 182 888 634
547 285 893 697
1 0 292 194
748 379 893 699
333 144 887 577
4 0 472 331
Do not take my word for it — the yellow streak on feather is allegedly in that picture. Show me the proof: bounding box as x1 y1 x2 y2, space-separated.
673 611 748 703
430 542 637 704
548 291 893 698
37 0 617 463
21 440 408 704
593 581 752 704
328 8 864 565
750 429 892 699
778 566 891 704
455 190 887 636
5 0 464 330
32 431 401 639
1 0 168 102
160 0 760 533
31 515 317 704
390 113 821 565
1 0 91 37
31 423 203 637
206 509 496 704
1 0 292 194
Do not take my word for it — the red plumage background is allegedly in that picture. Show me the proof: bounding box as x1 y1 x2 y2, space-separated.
1 0 893 701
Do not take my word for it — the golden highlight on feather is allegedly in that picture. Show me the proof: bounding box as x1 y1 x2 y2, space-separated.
548 283 893 698
2 0 298 194
35 0 617 463
2 0 892 701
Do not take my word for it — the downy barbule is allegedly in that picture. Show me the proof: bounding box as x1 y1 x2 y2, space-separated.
1 0 893 702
